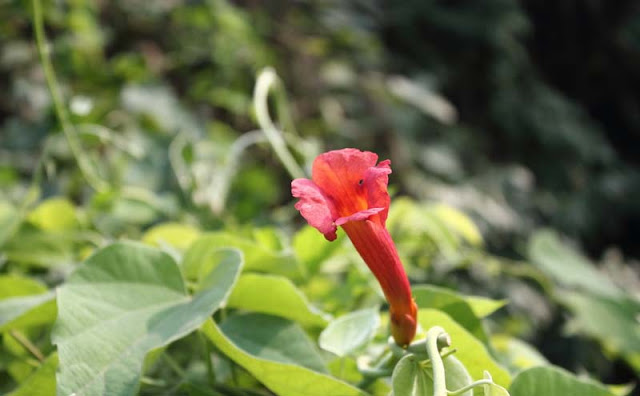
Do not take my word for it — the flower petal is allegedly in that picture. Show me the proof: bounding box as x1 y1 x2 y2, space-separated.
363 159 392 225
335 207 385 226
291 178 338 241
311 149 378 217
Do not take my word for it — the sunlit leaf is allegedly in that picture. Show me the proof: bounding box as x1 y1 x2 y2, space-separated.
53 241 241 395
0 275 56 331
183 232 300 279
141 222 201 250
484 371 511 396
7 352 57 396
418 309 511 388
465 296 507 318
201 319 365 396
391 354 472 396
413 285 488 342
431 204 483 247
27 198 79 232
293 225 343 275
227 273 330 326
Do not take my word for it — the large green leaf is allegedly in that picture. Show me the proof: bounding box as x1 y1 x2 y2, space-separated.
527 230 620 298
183 232 300 279
413 285 488 342
220 313 327 373
391 354 472 396
52 241 242 395
509 366 616 396
7 352 57 396
201 319 365 396
418 309 511 387
319 307 380 357
560 291 640 357
0 275 56 331
227 273 330 326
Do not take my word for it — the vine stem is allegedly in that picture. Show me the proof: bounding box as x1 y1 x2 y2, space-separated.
447 379 493 395
426 326 449 396
253 67 305 180
9 329 44 362
32 0 109 192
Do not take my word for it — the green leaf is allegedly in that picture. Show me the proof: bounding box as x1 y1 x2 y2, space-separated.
465 296 507 318
0 275 56 331
528 229 620 298
483 371 511 396
141 222 201 250
319 307 380 357
183 232 300 279
293 225 343 274
391 354 431 396
0 275 48 298
52 241 242 395
220 313 327 373
391 354 472 396
491 334 549 372
201 319 365 396
509 366 616 396
559 291 640 356
227 273 330 326
27 198 79 231
431 204 483 247
413 285 488 343
418 309 511 388
0 200 21 248
3 228 75 268
7 352 58 396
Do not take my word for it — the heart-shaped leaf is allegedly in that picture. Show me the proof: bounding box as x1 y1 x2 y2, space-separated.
392 354 472 396
319 307 380 357
52 241 242 395
202 318 364 396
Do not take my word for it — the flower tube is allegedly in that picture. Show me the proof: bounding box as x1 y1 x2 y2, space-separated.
291 148 417 346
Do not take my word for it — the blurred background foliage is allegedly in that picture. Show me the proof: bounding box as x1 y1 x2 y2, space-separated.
1 0 640 393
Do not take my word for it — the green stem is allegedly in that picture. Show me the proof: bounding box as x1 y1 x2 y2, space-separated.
426 326 448 396
163 353 187 379
253 67 305 180
447 379 493 395
9 329 44 362
32 0 109 192
357 350 394 389
199 331 215 386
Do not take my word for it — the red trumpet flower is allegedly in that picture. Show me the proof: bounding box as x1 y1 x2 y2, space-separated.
291 148 417 346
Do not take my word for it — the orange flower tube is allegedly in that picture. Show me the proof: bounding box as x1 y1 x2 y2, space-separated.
291 148 417 346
